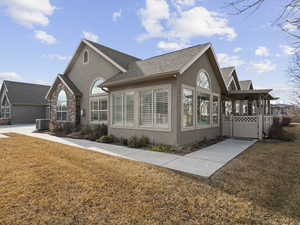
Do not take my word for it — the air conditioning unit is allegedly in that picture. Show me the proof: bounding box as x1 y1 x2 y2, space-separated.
36 119 50 131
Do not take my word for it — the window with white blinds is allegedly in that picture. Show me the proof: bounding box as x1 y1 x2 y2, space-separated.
0 96 10 119
140 88 170 129
125 92 135 127
111 86 170 130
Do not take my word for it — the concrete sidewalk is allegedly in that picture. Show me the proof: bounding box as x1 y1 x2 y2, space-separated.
0 125 256 178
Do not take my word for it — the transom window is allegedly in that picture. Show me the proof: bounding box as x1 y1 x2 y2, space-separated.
56 90 67 121
197 71 210 89
90 97 108 123
0 96 10 119
91 78 105 95
83 50 89 64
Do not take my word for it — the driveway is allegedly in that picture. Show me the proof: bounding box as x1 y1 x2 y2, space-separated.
0 124 256 177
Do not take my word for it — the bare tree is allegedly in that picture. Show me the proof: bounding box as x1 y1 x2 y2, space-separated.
226 0 300 104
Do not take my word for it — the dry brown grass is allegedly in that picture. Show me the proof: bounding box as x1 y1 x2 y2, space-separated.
0 126 300 225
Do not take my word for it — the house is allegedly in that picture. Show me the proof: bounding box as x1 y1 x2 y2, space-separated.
272 103 295 116
46 39 278 147
0 81 50 125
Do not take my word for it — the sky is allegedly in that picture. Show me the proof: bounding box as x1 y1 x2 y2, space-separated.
0 0 297 103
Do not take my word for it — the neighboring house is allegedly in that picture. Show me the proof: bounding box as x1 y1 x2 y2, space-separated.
271 103 295 116
0 81 50 124
46 39 278 146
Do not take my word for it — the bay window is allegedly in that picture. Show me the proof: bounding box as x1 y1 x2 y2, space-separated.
124 92 135 127
183 88 194 128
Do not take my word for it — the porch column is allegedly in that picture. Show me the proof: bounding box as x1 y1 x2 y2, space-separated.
248 100 253 115
232 100 236 115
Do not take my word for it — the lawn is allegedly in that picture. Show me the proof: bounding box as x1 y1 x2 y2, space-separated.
0 125 300 225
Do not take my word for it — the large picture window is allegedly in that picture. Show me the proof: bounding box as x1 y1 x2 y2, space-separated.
112 94 123 126
0 96 10 119
124 92 135 127
56 90 67 121
183 88 194 128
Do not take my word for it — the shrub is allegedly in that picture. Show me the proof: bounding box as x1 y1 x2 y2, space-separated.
49 122 63 133
128 136 141 148
151 144 175 153
97 135 114 143
269 122 295 142
139 136 150 147
88 124 108 141
80 125 93 135
120 137 128 146
281 117 291 127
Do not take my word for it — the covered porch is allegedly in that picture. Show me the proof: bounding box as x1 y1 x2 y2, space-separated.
222 89 278 139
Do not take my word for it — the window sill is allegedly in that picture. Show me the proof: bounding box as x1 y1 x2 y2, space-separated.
110 125 172 132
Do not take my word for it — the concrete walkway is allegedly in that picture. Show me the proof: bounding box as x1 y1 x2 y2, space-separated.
0 124 256 178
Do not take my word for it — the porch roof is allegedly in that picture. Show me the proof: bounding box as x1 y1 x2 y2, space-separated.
228 89 279 100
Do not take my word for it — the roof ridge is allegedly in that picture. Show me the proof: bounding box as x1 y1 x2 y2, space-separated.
84 39 141 61
142 42 211 61
4 80 50 87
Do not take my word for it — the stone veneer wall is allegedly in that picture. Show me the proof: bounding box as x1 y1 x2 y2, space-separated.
49 82 78 125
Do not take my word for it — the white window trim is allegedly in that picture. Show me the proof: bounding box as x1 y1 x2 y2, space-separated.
110 84 172 132
182 84 196 131
83 49 89 64
0 94 11 119
89 96 109 124
56 90 68 122
90 77 107 97
181 68 221 131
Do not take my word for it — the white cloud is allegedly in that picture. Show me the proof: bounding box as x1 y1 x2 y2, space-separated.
34 30 56 44
157 41 187 51
138 0 236 44
255 46 269 56
217 53 244 67
283 22 297 32
0 72 23 81
112 9 122 22
42 54 71 61
0 0 56 27
233 47 242 53
138 0 170 40
82 31 99 42
280 45 296 55
173 0 196 7
249 60 276 74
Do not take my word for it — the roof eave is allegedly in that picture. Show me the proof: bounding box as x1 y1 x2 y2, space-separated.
102 71 179 88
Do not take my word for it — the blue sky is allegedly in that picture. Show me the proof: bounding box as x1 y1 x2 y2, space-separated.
0 0 296 102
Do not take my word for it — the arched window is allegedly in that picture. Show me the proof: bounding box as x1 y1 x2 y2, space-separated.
90 78 105 95
197 71 210 89
83 50 89 64
57 90 67 121
0 96 10 119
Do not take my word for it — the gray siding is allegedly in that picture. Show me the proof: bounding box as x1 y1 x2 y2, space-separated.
11 105 47 124
66 45 120 125
177 52 222 146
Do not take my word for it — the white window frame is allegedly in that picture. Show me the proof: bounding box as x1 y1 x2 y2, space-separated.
0 95 10 119
181 69 220 131
89 96 108 124
56 90 68 122
110 84 172 132
182 84 196 131
83 49 89 64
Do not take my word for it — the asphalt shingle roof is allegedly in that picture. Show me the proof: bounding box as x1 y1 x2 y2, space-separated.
86 40 140 70
59 75 82 96
4 81 50 105
103 43 210 85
